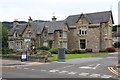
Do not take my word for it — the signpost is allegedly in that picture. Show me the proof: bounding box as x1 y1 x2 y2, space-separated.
58 48 65 62
21 51 27 62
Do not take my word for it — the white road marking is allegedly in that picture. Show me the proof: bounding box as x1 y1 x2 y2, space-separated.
24 68 29 70
0 77 2 80
10 66 15 68
16 67 22 69
32 69 35 70
109 53 118 54
106 57 117 58
101 75 112 78
89 73 101 77
40 70 46 71
54 65 75 70
59 70 68 73
79 73 89 76
79 64 100 69
49 69 59 72
68 72 77 75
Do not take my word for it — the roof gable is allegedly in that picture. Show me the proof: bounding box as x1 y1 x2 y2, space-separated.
76 13 91 24
8 24 26 36
66 11 114 26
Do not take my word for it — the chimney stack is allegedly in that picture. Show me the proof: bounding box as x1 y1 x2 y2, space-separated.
52 16 57 21
28 16 32 22
13 19 19 28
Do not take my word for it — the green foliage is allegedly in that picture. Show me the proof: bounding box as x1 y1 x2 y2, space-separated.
1 23 10 54
71 49 87 54
113 42 120 48
112 25 117 31
80 50 87 54
99 49 107 52
35 46 50 51
106 47 116 52
71 49 81 54
49 48 58 54
85 48 92 52
48 53 108 61
66 49 72 54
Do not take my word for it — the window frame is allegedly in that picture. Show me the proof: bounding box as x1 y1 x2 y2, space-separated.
79 26 87 35
80 39 86 49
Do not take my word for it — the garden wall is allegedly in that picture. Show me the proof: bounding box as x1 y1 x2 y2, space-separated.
1 55 48 62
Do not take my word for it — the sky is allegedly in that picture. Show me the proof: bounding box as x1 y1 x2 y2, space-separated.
0 0 119 25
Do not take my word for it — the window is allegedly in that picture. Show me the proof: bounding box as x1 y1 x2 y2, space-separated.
14 31 18 37
16 41 22 50
43 31 47 37
80 39 86 49
43 42 48 47
79 26 87 35
63 31 67 38
27 30 32 38
9 42 13 49
59 31 62 37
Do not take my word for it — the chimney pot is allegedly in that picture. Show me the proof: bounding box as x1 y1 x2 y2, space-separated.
52 16 57 21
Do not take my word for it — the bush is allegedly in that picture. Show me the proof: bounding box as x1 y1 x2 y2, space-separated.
85 48 92 52
99 49 107 52
35 46 50 51
113 42 120 48
106 47 116 52
80 50 87 54
2 48 13 54
71 49 87 54
71 49 81 54
49 48 58 54
66 49 72 54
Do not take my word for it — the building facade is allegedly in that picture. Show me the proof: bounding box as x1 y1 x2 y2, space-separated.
8 11 114 52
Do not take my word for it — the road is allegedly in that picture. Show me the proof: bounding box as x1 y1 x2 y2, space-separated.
1 52 119 80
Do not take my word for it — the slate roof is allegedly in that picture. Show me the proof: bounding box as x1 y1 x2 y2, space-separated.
8 24 26 36
65 11 114 26
8 11 114 36
8 21 65 36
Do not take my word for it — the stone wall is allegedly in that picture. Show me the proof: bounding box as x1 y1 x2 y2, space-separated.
2 55 48 62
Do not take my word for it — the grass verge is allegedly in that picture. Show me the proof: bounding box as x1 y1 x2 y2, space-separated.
48 53 108 61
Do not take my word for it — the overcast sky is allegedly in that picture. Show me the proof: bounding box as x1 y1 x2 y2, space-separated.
0 0 119 25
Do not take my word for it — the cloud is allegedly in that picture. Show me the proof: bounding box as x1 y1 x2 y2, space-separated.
0 0 118 25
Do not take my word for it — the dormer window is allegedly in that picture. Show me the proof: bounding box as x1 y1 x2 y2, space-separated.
27 30 32 38
15 33 18 37
43 31 47 37
79 26 87 35
14 31 18 38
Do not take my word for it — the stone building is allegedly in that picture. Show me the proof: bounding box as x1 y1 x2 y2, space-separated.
8 11 114 52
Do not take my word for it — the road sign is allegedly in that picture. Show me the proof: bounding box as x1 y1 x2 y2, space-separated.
21 51 27 62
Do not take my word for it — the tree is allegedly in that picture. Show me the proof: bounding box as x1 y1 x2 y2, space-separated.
112 25 120 31
2 23 10 54
113 42 120 48
0 22 2 54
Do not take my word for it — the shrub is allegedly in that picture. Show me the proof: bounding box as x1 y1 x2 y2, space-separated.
71 49 81 54
99 49 107 52
49 48 58 54
80 50 87 54
113 42 120 48
106 47 116 52
85 48 92 52
35 46 50 51
66 49 72 54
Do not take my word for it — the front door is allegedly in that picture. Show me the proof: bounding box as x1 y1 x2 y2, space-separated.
80 39 86 49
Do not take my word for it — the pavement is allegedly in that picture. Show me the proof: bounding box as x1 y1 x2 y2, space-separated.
1 52 119 79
